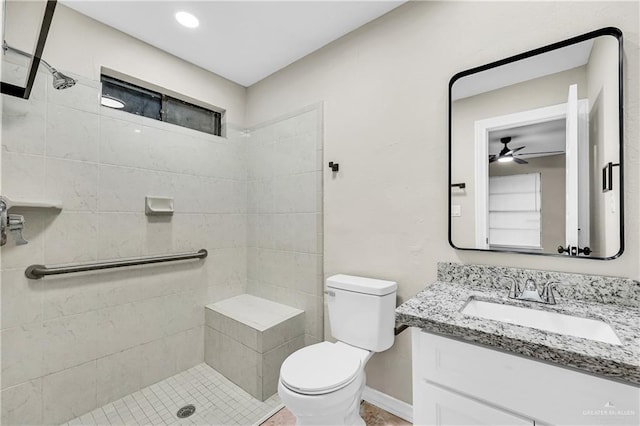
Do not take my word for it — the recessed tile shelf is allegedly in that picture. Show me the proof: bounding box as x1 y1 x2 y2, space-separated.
145 196 174 216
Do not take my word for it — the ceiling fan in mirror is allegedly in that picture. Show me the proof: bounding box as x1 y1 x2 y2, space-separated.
489 137 528 164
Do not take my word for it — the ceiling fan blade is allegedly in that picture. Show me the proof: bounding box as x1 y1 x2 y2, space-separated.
510 146 525 153
514 157 528 165
519 150 564 156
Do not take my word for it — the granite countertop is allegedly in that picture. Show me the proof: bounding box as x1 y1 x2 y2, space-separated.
396 264 640 386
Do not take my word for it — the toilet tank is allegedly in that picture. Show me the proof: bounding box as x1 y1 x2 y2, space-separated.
326 274 397 352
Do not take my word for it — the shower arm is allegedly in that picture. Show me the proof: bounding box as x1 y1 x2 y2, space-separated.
2 41 57 74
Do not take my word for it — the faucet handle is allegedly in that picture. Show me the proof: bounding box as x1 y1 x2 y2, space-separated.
499 276 519 299
542 281 560 305
8 214 28 245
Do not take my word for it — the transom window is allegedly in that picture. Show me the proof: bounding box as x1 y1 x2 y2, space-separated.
101 74 223 136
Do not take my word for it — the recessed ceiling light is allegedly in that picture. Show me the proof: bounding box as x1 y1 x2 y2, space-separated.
175 11 199 28
100 95 126 109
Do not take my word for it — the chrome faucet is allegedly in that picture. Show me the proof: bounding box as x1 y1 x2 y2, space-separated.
502 276 558 305
540 281 560 305
0 196 28 246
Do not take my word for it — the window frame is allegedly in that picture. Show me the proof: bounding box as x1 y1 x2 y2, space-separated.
100 68 225 137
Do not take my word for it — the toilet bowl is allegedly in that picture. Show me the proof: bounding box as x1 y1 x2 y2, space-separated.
278 341 373 426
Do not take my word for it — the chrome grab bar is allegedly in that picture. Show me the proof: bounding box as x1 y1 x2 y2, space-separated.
25 249 208 280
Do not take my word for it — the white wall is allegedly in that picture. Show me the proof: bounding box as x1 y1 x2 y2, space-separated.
246 1 639 403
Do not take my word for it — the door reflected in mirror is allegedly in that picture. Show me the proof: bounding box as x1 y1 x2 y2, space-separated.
449 28 623 259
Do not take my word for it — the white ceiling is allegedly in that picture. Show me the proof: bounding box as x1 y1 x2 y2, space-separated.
61 0 406 87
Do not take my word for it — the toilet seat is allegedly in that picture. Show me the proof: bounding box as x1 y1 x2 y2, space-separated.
280 342 362 395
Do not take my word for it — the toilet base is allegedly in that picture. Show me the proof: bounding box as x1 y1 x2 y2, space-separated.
278 372 367 426
292 396 364 426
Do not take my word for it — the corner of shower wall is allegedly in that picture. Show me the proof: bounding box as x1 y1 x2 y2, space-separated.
245 103 324 347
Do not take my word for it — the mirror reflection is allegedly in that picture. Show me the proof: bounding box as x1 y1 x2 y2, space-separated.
449 29 622 259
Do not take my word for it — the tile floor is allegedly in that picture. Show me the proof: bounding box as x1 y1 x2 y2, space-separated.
260 401 411 426
63 364 282 426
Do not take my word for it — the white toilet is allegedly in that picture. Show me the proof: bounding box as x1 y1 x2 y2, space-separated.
278 274 397 425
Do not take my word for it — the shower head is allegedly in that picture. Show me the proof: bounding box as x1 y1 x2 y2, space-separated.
50 68 77 90
2 41 77 90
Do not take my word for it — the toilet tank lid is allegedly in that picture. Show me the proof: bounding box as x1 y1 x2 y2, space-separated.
326 274 397 296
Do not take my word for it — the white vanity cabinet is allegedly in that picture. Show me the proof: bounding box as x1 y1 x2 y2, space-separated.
412 329 640 426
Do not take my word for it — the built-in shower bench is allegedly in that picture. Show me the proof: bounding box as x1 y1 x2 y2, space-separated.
204 294 305 401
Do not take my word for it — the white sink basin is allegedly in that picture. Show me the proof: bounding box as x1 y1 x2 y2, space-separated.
461 299 622 345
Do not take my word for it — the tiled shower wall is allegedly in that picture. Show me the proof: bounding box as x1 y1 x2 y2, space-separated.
1 65 248 425
246 106 324 345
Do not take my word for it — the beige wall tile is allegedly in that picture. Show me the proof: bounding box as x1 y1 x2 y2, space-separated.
2 152 45 200
1 323 43 389
98 116 144 168
139 337 178 388
1 269 42 329
1 96 46 155
42 361 97 425
44 158 98 212
96 346 142 406
96 213 145 259
1 379 43 426
46 104 99 161
173 326 205 372
41 274 102 320
95 302 146 358
260 313 305 353
205 308 259 350
47 80 100 114
43 212 98 264
42 310 99 375
205 327 260 399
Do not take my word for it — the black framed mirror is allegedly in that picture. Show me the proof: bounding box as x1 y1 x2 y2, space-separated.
448 27 623 260
1 0 57 99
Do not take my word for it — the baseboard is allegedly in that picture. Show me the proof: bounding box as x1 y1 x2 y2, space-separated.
363 386 413 423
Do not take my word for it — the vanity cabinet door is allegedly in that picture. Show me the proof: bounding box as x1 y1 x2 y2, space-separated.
415 381 533 426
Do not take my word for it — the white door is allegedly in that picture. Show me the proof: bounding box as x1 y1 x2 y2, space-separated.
488 173 541 249
565 84 579 252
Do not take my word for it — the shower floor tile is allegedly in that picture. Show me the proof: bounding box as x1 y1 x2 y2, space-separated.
62 363 282 426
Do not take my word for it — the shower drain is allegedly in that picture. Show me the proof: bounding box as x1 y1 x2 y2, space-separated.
176 404 196 419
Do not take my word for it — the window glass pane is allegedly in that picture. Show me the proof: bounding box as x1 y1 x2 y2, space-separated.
101 77 162 120
165 97 221 136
